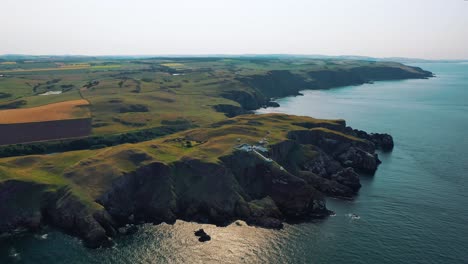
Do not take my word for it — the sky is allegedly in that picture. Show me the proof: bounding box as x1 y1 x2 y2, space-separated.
1 0 467 59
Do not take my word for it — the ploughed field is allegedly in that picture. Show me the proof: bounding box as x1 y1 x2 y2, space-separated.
0 119 92 146
0 99 91 145
0 56 432 247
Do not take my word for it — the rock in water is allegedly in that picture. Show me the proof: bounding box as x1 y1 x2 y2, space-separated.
194 228 206 237
194 229 211 242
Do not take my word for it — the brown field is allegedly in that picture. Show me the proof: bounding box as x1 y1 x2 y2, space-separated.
0 99 90 124
0 64 120 73
0 118 92 145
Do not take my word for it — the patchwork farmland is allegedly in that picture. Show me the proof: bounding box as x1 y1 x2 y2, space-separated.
0 55 431 149
0 99 91 145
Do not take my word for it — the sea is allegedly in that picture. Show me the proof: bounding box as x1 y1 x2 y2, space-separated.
1 62 467 263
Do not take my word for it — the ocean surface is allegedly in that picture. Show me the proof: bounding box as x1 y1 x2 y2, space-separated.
1 62 467 263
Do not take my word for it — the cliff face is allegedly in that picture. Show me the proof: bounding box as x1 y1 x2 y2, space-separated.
97 152 328 231
0 180 44 233
220 90 268 110
0 181 115 248
269 124 391 198
238 70 312 99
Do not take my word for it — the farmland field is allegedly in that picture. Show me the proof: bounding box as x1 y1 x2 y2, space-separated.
0 118 92 145
0 56 431 143
0 99 90 124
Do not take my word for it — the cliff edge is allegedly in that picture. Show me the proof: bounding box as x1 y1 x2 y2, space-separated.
0 114 393 247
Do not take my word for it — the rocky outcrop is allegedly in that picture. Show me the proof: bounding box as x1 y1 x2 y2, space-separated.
0 181 116 248
221 90 267 110
266 125 394 198
194 229 211 242
0 180 44 234
42 188 116 248
350 129 394 151
336 147 380 173
213 104 250 117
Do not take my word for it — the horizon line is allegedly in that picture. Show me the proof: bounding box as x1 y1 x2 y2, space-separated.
1 53 467 61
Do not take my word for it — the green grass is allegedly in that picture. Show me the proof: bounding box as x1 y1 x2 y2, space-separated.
0 57 426 133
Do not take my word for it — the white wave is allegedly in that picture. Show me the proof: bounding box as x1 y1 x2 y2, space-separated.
347 213 361 220
9 248 21 260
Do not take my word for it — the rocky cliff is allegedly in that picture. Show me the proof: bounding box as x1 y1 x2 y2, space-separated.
0 114 394 248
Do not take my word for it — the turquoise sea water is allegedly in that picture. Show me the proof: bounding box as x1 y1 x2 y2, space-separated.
1 63 467 263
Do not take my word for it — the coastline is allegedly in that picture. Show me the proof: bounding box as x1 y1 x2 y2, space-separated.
0 63 432 248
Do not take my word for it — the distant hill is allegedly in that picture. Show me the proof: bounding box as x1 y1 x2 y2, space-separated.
1 54 466 63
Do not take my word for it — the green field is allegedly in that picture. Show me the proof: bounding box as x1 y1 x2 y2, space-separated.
0 56 431 135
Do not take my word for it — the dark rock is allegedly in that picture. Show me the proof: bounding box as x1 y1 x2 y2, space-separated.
353 129 394 152
194 228 207 237
298 171 356 198
266 101 280 108
337 147 378 174
118 224 138 235
271 126 384 197
247 217 283 229
301 149 342 178
42 188 114 249
198 234 211 242
245 197 283 228
97 162 177 226
238 70 310 99
119 104 149 113
221 90 267 110
331 167 361 192
213 104 250 117
221 151 328 219
194 229 211 242
370 133 394 151
0 180 45 234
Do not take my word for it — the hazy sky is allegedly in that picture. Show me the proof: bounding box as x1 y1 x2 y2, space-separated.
1 0 467 59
